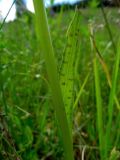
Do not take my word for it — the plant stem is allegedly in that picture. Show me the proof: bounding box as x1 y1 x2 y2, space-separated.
33 0 74 160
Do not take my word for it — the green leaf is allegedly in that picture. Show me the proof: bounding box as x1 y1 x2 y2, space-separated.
59 10 81 126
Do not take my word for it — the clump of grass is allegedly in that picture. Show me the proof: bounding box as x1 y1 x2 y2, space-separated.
105 37 120 159
1 3 120 159
90 22 120 159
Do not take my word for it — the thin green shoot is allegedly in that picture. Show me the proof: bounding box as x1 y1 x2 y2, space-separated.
73 73 90 109
90 24 104 160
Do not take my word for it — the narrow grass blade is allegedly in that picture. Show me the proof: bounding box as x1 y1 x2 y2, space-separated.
100 5 116 55
90 25 104 160
93 57 104 160
73 73 89 109
33 1 74 160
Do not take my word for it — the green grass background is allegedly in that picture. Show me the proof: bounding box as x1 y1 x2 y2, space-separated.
0 8 120 159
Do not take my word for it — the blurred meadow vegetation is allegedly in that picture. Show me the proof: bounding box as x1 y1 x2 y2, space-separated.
0 0 120 159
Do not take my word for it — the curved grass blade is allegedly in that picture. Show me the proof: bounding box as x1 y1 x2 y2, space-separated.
90 33 120 110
